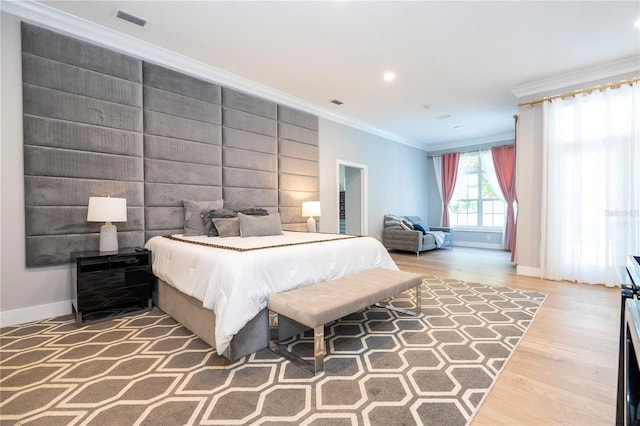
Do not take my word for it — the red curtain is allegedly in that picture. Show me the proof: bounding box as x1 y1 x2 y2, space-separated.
491 145 516 252
441 153 459 227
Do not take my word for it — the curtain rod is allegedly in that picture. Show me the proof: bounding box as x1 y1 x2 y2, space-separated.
427 142 513 158
517 76 640 108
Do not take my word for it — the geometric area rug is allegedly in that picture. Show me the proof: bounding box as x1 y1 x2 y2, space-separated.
0 276 545 426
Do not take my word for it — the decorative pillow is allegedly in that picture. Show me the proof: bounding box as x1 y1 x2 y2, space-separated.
238 207 269 216
183 199 223 236
400 219 415 231
223 201 256 212
412 223 427 235
204 209 237 236
238 212 283 237
212 217 240 237
384 214 405 229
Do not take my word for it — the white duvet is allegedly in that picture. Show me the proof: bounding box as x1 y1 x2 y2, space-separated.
145 232 398 354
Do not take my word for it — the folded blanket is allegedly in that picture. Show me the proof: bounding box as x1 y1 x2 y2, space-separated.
427 231 445 247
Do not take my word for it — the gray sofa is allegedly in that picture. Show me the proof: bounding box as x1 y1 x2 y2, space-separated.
382 215 452 256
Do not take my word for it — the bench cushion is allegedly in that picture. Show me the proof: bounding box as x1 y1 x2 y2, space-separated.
268 268 422 329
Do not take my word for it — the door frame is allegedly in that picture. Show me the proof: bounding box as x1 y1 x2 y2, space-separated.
336 160 368 236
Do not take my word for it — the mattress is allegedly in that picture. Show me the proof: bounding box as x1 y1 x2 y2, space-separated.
145 231 398 354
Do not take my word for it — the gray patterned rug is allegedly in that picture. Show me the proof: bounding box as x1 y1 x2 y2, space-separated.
0 276 545 425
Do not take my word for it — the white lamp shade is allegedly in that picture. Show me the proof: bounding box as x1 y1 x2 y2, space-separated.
302 201 321 218
87 197 127 222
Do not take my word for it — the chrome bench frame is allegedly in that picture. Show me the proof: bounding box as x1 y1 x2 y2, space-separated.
268 270 422 375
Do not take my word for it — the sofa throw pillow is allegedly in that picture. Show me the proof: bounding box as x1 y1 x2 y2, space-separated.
412 223 427 235
212 217 240 237
400 219 415 231
204 209 237 236
183 199 224 236
384 214 405 229
238 212 283 237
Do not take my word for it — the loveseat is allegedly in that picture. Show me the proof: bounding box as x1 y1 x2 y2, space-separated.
382 215 452 256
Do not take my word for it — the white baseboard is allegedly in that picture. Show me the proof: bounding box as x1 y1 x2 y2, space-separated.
516 265 541 277
453 241 504 250
0 300 72 328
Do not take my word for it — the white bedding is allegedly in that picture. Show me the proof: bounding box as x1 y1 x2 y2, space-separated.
145 231 398 354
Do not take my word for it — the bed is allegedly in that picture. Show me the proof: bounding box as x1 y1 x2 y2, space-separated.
145 230 397 360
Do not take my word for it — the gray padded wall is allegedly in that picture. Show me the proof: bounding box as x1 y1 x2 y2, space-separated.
221 88 278 212
22 23 145 266
278 105 320 231
143 64 222 240
22 23 319 266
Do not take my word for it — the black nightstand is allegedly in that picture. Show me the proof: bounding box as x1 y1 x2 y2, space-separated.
70 248 155 325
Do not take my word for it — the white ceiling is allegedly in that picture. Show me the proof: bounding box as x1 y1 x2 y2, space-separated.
22 1 640 150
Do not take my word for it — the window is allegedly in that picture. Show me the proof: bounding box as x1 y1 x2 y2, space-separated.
449 152 505 228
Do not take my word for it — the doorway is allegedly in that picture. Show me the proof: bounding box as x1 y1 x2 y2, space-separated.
337 160 368 236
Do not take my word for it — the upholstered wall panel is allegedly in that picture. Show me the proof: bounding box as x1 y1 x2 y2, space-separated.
21 23 141 81
143 64 222 239
221 88 278 209
277 105 319 230
23 24 320 265
22 23 144 266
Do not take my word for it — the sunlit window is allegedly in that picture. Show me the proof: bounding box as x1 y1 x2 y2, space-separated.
449 153 505 228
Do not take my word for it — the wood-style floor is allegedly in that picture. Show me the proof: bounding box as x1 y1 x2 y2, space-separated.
390 247 620 426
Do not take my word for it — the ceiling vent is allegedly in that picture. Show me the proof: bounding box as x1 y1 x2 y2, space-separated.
331 99 344 105
116 10 147 27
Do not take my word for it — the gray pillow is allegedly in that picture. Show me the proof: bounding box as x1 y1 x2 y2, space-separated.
238 207 269 216
183 199 223 236
223 201 256 212
204 209 237 236
238 212 283 237
384 214 405 229
212 217 240 237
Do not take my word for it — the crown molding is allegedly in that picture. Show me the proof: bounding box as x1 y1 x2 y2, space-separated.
511 56 640 99
1 0 412 147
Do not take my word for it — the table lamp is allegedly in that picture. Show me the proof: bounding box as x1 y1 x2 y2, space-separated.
302 201 321 233
87 196 127 252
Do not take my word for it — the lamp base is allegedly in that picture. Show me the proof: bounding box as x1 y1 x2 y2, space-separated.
99 222 118 252
306 216 317 233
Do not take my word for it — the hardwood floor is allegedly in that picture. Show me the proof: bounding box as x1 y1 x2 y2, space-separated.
390 247 620 426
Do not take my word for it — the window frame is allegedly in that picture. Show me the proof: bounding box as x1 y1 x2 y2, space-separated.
449 152 505 229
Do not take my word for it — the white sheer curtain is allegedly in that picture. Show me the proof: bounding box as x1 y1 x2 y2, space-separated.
540 82 640 286
479 149 505 204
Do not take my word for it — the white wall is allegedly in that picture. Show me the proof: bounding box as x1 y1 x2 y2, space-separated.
0 12 430 326
318 119 428 240
1 13 72 327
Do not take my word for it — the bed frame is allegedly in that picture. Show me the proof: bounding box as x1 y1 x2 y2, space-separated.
156 279 271 360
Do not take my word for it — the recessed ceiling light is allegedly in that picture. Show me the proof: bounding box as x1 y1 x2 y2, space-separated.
422 104 431 110
454 125 463 130
383 72 395 82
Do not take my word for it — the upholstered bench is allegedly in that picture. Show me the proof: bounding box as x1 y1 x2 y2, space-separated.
268 268 423 374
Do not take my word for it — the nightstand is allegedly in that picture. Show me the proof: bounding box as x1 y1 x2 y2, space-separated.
70 248 155 325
